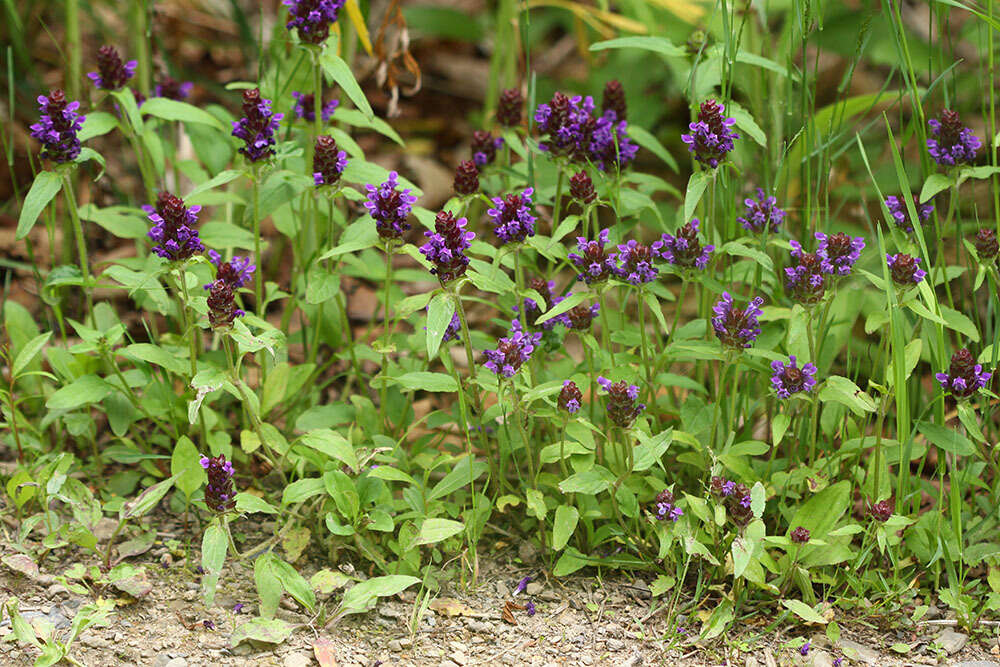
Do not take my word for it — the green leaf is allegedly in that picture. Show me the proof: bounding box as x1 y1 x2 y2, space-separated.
200 521 228 607
184 169 242 204
396 371 458 393
683 171 711 222
920 173 954 203
727 101 766 147
78 111 119 141
416 518 465 545
122 343 189 376
786 481 850 546
17 171 63 239
589 35 686 57
781 599 828 624
428 455 487 500
750 482 766 519
938 305 980 342
817 375 877 415
731 536 753 579
231 617 293 647
917 422 976 456
77 204 148 239
701 598 734 639
525 489 547 521
772 413 790 445
299 429 359 473
235 492 279 515
282 477 326 506
140 97 225 129
254 553 284 618
45 374 114 411
319 217 380 260
553 548 589 576
320 52 374 120
959 165 1000 184
121 475 176 519
334 108 404 147
627 125 678 172
426 293 457 359
110 89 143 133
171 436 206 500
337 575 421 616
559 466 615 495
12 332 51 377
270 556 316 612
552 505 579 551
536 292 586 325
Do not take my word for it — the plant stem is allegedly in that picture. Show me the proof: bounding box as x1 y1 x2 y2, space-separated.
379 243 394 432
66 0 81 102
61 172 93 323
251 169 267 384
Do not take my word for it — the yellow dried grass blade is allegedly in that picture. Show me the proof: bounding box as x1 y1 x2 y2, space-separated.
345 0 373 56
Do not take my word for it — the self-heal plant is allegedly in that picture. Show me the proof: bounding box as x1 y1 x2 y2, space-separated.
87 45 136 90
601 79 627 121
973 229 998 263
496 88 523 127
30 90 85 164
886 253 927 287
154 76 193 101
313 135 348 187
597 377 645 428
738 188 786 233
770 356 817 399
936 348 992 399
785 243 827 306
558 380 583 414
565 303 600 331
365 171 416 241
816 232 865 276
658 219 714 270
232 88 284 163
712 293 764 349
201 454 236 512
471 130 503 167
652 489 683 522
885 194 933 233
568 229 614 284
292 91 338 122
284 0 346 45
143 192 205 262
205 252 255 330
611 239 660 285
483 320 542 378
453 160 480 196
927 109 982 167
569 171 596 205
420 211 474 284
488 188 537 245
681 99 739 168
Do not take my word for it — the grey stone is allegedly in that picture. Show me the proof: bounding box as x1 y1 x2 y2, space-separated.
606 639 625 651
952 662 1000 667
525 582 543 596
282 653 311 667
938 628 969 655
808 649 835 667
163 659 189 667
466 620 492 634
837 639 880 665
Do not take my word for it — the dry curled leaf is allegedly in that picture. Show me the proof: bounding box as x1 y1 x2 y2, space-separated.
429 597 482 618
372 0 421 117
501 599 525 625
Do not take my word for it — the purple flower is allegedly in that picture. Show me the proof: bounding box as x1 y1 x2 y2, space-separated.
292 91 339 122
488 188 537 244
496 88 523 127
204 253 255 330
200 454 236 512
739 494 752 509
420 211 474 284
453 160 479 196
785 242 827 306
525 601 536 616
886 253 927 286
653 489 683 522
143 192 205 262
800 641 810 656
597 377 645 428
533 92 636 170
516 576 531 594
233 603 245 614
515 278 568 331
154 76 194 101
313 135 348 186
816 232 865 276
867 498 894 522
611 239 660 285
483 320 542 378
712 292 764 349
442 312 461 343
790 526 811 544
203 620 216 631
565 303 600 331
927 109 982 167
471 130 504 167
974 229 999 262
365 171 416 241
936 348 992 399
885 194 933 233
833 658 843 667
30 89 85 164
658 219 714 270
568 229 615 285
738 188 786 233
770 356 818 399
681 99 739 168
232 89 284 163
87 45 136 90
283 0 346 45
721 480 737 497
558 380 583 414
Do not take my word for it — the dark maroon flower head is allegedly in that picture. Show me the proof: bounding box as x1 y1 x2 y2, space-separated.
652 487 682 522
569 170 596 205
200 454 236 512
313 135 347 187
558 380 583 414
232 89 283 163
601 80 627 121
29 89 85 164
453 160 480 196
497 88 523 127
785 242 827 306
655 489 675 506
597 377 645 428
568 229 614 285
709 476 751 524
975 229 999 262
88 45 137 90
927 109 982 167
566 303 600 331
886 253 926 287
205 252 255 330
790 526 810 543
284 0 345 45
936 348 992 399
154 76 194 101
867 498 894 523
658 219 714 270
681 99 739 168
142 192 205 261
471 130 503 167
420 211 474 284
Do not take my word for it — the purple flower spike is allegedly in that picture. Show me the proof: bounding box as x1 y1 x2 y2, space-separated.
738 188 786 233
292 91 339 122
143 192 205 262
790 527 811 544
533 91 637 170
653 489 683 522
204 253 256 330
611 239 660 285
30 89 85 164
154 76 194 101
885 194 933 233
681 99 739 168
516 576 531 594
597 377 645 428
927 109 982 167
313 135 348 186
420 211 475 284
800 641 810 656
935 348 992 399
515 278 569 331
558 380 583 414
816 232 865 276
471 130 504 167
770 356 817 399
525 601 536 616
785 242 827 306
283 0 346 45
658 219 714 270
489 188 537 245
200 454 236 512
568 229 615 285
886 253 926 286
87 45 137 90
232 89 284 163
483 320 542 378
712 292 764 349
365 171 416 241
